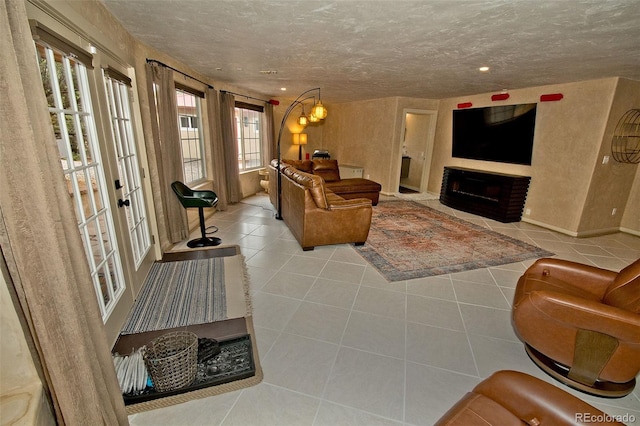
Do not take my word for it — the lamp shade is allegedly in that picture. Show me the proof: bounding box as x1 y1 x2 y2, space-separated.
312 100 328 119
292 133 307 145
308 112 320 123
297 111 309 127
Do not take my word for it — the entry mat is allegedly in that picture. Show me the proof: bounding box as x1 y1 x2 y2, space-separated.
123 334 255 405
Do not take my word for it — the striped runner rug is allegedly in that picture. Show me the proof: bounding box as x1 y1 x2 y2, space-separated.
121 257 227 334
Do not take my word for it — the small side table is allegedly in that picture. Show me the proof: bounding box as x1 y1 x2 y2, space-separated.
258 169 269 193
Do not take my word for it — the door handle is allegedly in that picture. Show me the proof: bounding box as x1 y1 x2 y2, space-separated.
118 199 130 208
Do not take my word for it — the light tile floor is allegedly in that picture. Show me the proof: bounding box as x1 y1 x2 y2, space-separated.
130 193 640 426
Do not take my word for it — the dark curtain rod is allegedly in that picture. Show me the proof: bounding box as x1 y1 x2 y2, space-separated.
220 90 278 105
146 58 214 89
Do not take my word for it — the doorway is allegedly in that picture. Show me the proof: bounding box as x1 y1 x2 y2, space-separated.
35 38 155 345
397 109 438 196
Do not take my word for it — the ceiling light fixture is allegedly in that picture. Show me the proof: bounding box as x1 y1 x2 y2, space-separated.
479 66 490 72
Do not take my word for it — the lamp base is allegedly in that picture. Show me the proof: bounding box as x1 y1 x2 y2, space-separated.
187 237 222 248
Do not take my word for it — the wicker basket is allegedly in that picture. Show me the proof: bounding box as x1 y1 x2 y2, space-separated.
143 331 198 392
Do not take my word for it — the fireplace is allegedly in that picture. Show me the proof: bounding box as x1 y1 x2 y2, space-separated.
440 167 531 223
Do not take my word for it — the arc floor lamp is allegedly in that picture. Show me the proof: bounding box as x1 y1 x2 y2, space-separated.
275 88 328 220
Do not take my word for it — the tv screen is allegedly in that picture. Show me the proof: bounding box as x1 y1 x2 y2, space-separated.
452 104 537 165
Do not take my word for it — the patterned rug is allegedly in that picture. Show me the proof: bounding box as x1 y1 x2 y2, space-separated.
355 200 554 281
121 252 250 335
121 257 227 334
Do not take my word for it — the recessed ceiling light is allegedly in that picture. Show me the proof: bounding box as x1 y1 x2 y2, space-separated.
280 87 287 91
479 66 490 72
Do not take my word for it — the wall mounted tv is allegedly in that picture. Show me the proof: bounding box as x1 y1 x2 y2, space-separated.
452 103 537 165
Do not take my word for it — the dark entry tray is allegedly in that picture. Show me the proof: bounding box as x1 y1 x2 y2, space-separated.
122 334 255 405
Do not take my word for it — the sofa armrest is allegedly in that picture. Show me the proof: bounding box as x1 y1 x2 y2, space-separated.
328 198 372 210
525 290 640 342
526 259 616 294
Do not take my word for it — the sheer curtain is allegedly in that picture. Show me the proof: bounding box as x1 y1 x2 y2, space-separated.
206 87 229 210
0 0 127 423
220 92 243 203
145 63 188 247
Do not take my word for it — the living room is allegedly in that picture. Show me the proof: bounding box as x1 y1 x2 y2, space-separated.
2 0 639 424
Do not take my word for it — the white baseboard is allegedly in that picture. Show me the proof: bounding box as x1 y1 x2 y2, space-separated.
521 217 579 236
522 217 638 238
620 227 640 237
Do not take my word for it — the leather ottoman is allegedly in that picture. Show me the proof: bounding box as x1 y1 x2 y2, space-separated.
435 370 626 425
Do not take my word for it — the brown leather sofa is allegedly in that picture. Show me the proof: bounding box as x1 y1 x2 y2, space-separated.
436 370 625 425
512 257 640 397
279 159 382 205
268 160 372 251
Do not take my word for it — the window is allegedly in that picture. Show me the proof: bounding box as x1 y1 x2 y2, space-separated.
36 41 126 321
235 103 264 171
176 88 205 183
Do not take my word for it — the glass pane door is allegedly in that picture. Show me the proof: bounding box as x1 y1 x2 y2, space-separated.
104 75 152 268
36 43 126 321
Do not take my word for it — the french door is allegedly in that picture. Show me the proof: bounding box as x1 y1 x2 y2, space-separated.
35 39 155 343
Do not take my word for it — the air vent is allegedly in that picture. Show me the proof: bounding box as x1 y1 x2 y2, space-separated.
259 70 278 75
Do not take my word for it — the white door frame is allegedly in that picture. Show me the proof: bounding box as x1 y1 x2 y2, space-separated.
396 108 438 194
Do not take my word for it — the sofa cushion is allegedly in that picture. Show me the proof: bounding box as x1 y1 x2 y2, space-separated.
282 159 313 173
325 178 382 194
312 159 341 182
282 165 328 209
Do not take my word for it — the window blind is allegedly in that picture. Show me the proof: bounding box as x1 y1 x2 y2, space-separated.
175 82 205 98
29 20 93 69
103 66 132 87
235 101 264 113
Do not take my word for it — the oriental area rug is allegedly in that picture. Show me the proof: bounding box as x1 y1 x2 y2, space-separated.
354 200 554 281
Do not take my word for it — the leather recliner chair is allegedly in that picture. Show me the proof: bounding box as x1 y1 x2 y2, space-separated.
512 257 640 397
435 370 625 425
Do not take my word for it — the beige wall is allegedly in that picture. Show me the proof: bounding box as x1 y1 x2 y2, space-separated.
579 78 640 235
622 166 640 233
322 97 439 192
429 77 639 236
1 273 55 425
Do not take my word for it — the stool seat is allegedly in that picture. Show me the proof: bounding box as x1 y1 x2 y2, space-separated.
171 181 221 248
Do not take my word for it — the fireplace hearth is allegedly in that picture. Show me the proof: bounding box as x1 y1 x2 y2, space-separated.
440 166 531 223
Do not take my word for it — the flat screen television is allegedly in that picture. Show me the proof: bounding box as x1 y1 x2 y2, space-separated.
452 103 537 165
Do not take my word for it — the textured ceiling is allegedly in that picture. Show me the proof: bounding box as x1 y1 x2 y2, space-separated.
101 0 640 103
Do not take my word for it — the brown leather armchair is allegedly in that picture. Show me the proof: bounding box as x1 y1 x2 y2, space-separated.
436 370 625 425
512 257 640 397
